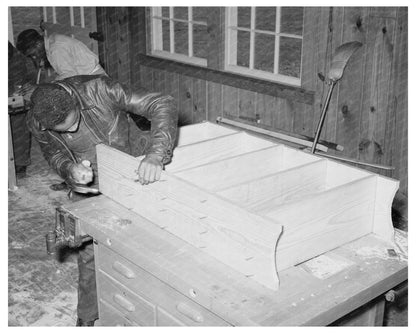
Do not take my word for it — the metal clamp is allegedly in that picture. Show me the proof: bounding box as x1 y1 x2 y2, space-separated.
55 207 91 248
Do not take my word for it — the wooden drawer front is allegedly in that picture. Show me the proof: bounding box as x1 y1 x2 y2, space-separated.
97 244 230 326
97 272 156 326
98 299 139 326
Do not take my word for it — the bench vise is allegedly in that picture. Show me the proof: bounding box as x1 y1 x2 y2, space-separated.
51 207 92 250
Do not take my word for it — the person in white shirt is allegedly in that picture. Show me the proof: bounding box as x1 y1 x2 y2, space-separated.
16 29 106 80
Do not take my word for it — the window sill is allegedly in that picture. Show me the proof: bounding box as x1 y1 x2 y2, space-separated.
137 54 314 105
151 50 208 67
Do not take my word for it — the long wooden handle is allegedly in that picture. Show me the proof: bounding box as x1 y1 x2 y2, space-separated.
311 82 336 154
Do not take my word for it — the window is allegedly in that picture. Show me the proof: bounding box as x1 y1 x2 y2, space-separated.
225 7 304 86
150 7 209 66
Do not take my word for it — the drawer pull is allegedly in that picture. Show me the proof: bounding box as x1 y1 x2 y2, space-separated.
176 302 204 323
112 261 136 279
113 294 136 312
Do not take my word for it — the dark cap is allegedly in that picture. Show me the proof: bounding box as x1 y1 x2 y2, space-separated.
16 29 43 54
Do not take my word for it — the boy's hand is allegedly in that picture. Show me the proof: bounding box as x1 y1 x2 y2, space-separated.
70 160 93 184
136 154 163 185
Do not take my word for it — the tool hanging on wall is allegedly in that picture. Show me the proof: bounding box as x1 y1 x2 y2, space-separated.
311 41 362 154
309 41 394 171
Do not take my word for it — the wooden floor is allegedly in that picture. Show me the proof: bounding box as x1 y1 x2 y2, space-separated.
8 141 78 326
7 140 408 326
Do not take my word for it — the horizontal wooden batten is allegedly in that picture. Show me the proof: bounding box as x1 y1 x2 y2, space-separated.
173 146 321 192
96 144 283 291
167 132 277 173
138 55 315 105
176 122 238 147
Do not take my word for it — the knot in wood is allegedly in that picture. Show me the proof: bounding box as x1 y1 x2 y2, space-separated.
356 17 362 29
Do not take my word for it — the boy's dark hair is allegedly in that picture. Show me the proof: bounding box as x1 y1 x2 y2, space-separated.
31 84 77 129
16 29 43 54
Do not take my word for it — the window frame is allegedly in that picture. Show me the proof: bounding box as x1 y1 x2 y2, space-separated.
224 7 303 86
150 7 208 67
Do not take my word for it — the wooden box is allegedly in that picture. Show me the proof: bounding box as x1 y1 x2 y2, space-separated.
97 122 398 291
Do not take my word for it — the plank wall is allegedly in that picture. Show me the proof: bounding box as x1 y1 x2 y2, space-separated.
9 7 407 197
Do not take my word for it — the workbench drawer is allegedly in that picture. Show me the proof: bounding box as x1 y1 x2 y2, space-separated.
98 299 139 326
156 306 185 326
96 244 230 326
97 272 156 326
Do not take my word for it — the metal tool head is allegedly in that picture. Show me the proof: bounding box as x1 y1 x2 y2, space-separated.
71 184 100 195
328 41 363 82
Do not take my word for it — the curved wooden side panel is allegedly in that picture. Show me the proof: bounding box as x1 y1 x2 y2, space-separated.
372 176 399 243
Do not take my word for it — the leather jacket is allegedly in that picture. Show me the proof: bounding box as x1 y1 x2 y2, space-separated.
27 75 178 184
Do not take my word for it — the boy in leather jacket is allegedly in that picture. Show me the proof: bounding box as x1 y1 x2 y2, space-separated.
28 74 178 325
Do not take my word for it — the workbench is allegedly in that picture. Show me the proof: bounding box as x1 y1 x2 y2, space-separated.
64 195 408 326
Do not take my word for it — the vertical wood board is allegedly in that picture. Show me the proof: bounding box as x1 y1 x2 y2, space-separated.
335 7 368 159
178 75 194 125
222 85 239 119
192 78 208 123
207 81 223 122
359 9 396 165
153 69 166 93
390 7 407 194
164 71 180 108
255 93 275 127
139 65 154 91
323 7 343 143
293 102 313 137
238 89 257 121
274 98 294 132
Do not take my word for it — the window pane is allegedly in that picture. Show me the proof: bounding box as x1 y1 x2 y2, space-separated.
254 33 274 72
280 7 304 35
193 7 209 23
162 7 169 18
237 7 251 28
193 24 208 58
73 7 81 26
162 19 170 52
237 30 250 68
174 7 188 20
255 7 276 32
174 21 188 55
56 7 70 24
279 37 302 77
